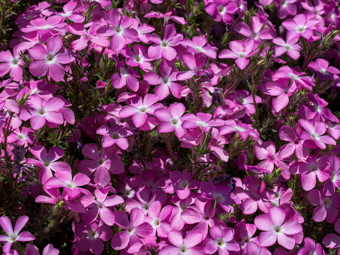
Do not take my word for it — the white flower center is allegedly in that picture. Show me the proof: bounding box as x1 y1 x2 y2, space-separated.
45 53 57 64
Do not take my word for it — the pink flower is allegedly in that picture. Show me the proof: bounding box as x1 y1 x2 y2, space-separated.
96 123 133 150
254 141 289 172
205 0 238 24
75 222 112 255
123 44 153 71
299 119 336 149
144 60 182 99
218 39 257 70
275 0 297 19
0 216 35 252
147 201 172 238
154 103 187 138
273 36 300 60
254 207 303 250
282 13 318 40
26 145 71 184
181 36 217 59
119 94 162 128
81 188 124 226
45 170 90 199
0 49 24 81
59 0 84 23
308 189 340 223
298 237 325 255
204 226 240 254
308 58 340 80
28 36 74 81
104 10 138 52
234 15 274 41
262 79 296 113
159 230 203 255
111 208 153 253
279 126 309 160
147 24 183 61
78 144 124 186
111 59 140 92
19 95 65 130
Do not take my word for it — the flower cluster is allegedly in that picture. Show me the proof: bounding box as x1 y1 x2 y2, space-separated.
0 0 339 254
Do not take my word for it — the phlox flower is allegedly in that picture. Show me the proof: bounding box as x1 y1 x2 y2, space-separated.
299 119 336 149
45 170 90 199
19 95 65 130
282 13 318 40
144 60 182 99
28 36 74 81
111 208 153 253
81 188 124 226
234 15 274 41
146 201 172 238
75 222 112 255
205 0 238 24
254 207 303 250
273 36 300 60
78 143 124 186
26 145 71 184
204 226 240 254
279 126 309 160
25 243 59 255
218 39 257 70
119 94 162 128
111 58 140 92
308 188 340 223
308 58 340 80
147 24 183 61
104 9 138 52
181 36 217 59
0 49 24 81
298 237 325 255
159 230 203 255
96 123 133 150
154 103 187 138
0 216 35 252
59 0 84 23
123 44 153 71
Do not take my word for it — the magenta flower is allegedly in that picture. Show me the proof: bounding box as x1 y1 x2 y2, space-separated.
96 123 133 150
81 188 124 226
299 119 336 149
19 95 65 130
279 126 309 160
275 0 297 19
119 94 162 128
254 207 303 250
59 0 84 23
147 201 172 238
78 144 124 186
154 103 187 138
144 60 182 99
234 16 273 41
298 237 325 255
45 170 90 199
262 79 296 113
218 39 257 70
181 36 217 59
308 58 340 80
0 49 24 81
147 24 183 61
75 222 112 255
282 14 318 40
308 189 340 223
159 230 203 255
123 44 152 71
111 59 140 92
254 141 289 172
111 208 153 253
26 145 71 184
204 226 240 254
205 0 238 24
105 9 138 52
28 36 74 81
273 36 300 60
0 216 35 252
